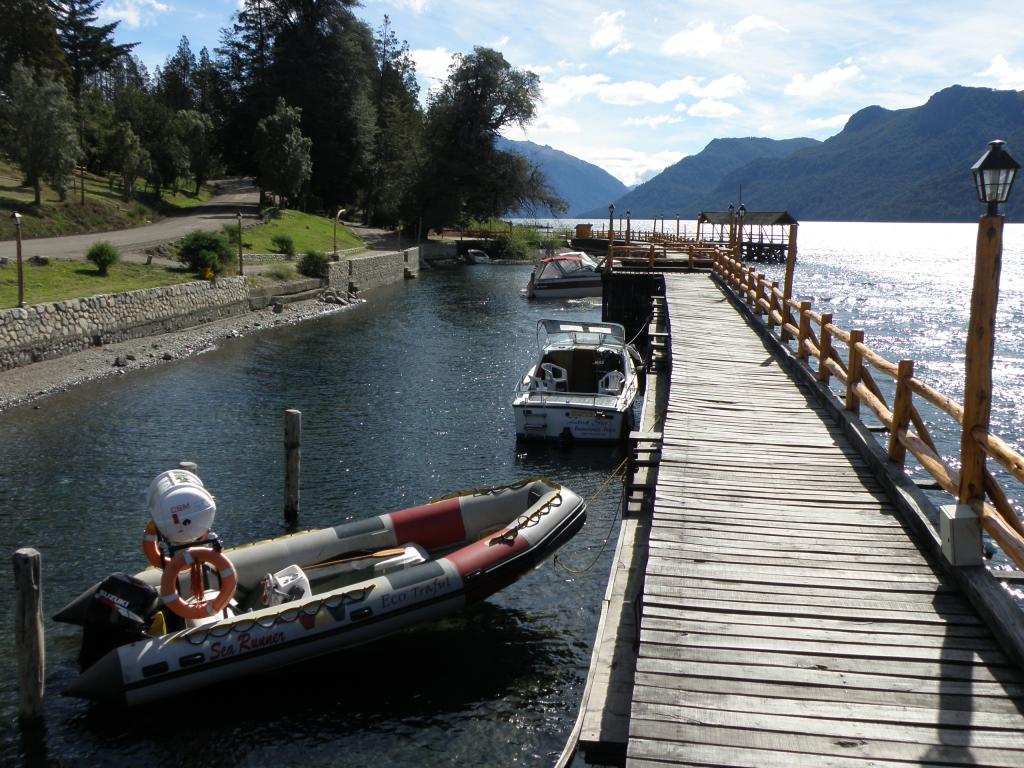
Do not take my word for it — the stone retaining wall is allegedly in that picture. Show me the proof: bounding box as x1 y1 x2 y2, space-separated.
0 278 249 370
0 249 419 371
327 247 419 293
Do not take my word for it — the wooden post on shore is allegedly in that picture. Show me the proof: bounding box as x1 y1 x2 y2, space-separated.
284 409 301 525
781 223 799 342
14 547 44 720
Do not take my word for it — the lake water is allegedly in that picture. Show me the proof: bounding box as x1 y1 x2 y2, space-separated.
4 220 1024 764
0 264 622 766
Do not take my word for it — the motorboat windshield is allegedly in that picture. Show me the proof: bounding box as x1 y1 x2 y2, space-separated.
537 319 627 351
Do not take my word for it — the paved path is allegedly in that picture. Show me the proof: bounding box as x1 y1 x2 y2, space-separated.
629 272 1024 766
0 179 259 263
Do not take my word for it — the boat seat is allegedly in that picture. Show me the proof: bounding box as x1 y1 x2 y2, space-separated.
598 370 625 394
261 564 312 607
541 362 568 392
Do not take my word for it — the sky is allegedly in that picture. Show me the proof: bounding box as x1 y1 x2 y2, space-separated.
99 0 1024 186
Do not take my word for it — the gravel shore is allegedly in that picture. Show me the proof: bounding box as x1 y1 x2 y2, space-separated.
0 298 355 414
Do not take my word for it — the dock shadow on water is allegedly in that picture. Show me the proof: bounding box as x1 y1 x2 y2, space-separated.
0 264 624 766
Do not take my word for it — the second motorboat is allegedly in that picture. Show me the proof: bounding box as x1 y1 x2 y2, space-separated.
512 319 640 441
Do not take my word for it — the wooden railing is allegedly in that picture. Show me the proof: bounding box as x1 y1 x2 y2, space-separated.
711 247 1024 570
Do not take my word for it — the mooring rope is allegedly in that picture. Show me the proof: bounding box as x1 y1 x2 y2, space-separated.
553 456 630 575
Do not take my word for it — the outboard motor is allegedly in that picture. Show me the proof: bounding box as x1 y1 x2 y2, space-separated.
78 572 159 669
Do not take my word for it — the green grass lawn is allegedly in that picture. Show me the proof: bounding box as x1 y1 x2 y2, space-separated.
0 160 214 241
244 210 363 255
0 259 197 309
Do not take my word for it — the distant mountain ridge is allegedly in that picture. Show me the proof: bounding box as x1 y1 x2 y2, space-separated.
705 85 1024 222
578 137 820 219
496 138 628 217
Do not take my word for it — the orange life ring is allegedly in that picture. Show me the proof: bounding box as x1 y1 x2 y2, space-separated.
160 547 238 620
142 520 168 569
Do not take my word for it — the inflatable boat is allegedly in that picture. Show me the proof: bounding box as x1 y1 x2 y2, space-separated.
56 473 585 706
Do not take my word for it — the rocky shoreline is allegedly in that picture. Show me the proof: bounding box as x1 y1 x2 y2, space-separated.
0 297 356 414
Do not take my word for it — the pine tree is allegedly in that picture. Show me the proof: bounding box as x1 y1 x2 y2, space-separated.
156 36 198 111
51 0 136 100
0 0 68 86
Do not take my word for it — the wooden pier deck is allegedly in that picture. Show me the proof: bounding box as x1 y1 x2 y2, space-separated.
624 273 1024 766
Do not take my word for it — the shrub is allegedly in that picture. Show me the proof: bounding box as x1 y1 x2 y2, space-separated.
261 206 281 220
266 264 295 280
271 233 295 257
86 241 120 275
177 230 230 277
297 249 330 279
223 223 241 246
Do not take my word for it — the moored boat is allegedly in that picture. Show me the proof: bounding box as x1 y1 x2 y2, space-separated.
512 319 640 441
525 252 603 299
56 472 586 705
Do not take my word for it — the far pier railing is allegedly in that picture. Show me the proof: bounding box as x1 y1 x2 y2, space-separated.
711 246 1024 571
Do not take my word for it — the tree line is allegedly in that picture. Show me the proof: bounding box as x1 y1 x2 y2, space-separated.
0 0 564 230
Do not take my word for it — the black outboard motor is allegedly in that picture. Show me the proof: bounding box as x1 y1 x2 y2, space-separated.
78 573 158 669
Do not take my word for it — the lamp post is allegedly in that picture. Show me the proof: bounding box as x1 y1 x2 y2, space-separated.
676 214 680 240
606 204 615 274
727 203 735 248
736 203 746 260
333 207 347 260
959 139 1019 509
12 212 24 308
236 211 244 276
625 210 631 247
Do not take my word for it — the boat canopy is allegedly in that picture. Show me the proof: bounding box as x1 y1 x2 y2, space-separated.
534 252 599 281
538 319 627 350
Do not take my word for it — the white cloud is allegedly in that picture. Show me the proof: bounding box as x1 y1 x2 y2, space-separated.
807 114 850 130
411 47 454 84
684 98 740 118
381 0 429 12
978 55 1024 90
591 10 632 55
623 115 683 128
587 148 684 187
533 114 582 133
99 0 169 28
542 72 745 108
662 15 785 58
523 63 555 76
490 35 510 49
785 61 860 97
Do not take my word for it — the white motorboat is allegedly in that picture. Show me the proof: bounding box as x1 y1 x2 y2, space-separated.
465 249 491 264
525 252 603 299
512 319 641 441
55 471 585 705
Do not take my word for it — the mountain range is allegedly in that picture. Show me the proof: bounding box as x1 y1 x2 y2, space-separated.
495 138 628 217
507 85 1024 223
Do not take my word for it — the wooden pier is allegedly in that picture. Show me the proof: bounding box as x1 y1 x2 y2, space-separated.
563 264 1024 766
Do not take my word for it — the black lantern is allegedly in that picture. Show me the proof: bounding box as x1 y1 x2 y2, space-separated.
972 139 1019 216
608 203 614 215
737 203 746 219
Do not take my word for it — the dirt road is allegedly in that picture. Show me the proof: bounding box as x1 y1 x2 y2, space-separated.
0 179 259 264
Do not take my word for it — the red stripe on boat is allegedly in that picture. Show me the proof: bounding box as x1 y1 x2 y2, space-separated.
389 498 465 550
445 531 531 577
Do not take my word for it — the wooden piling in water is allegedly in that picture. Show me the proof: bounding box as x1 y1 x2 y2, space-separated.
14 547 44 720
284 409 301 525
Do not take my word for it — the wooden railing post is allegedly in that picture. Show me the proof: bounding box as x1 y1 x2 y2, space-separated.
796 301 812 360
648 244 655 271
756 273 766 316
781 223 798 342
745 267 756 306
845 330 865 413
888 360 915 465
959 213 1003 505
818 313 833 383
767 281 780 328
